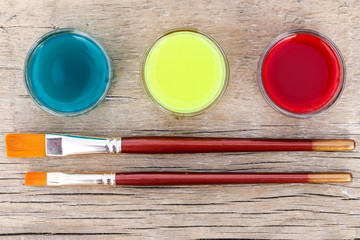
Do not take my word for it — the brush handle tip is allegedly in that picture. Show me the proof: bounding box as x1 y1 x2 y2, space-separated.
308 173 352 183
312 140 355 151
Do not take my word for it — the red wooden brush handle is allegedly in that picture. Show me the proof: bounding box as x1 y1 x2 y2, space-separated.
115 173 309 185
121 137 314 153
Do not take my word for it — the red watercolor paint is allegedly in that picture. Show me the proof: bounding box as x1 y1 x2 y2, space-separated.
259 30 345 117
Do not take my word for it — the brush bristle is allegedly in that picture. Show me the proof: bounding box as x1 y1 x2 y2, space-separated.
6 133 46 158
25 172 47 186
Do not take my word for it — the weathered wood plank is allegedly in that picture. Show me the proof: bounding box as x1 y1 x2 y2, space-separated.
1 0 360 239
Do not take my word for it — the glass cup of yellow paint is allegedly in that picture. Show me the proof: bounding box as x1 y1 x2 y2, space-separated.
141 28 229 116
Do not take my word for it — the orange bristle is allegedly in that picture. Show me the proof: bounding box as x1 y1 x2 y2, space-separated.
25 172 47 186
6 133 46 158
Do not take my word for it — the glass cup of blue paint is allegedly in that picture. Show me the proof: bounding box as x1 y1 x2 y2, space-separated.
24 28 113 116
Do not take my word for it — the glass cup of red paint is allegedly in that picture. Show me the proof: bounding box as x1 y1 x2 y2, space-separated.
258 29 345 118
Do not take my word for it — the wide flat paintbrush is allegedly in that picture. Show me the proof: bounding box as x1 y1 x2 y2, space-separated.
6 133 355 158
25 172 352 186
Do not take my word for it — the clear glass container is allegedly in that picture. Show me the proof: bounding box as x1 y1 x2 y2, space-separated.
141 28 229 117
258 29 345 118
24 28 113 117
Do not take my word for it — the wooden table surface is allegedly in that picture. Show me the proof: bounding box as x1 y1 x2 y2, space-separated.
1 0 360 239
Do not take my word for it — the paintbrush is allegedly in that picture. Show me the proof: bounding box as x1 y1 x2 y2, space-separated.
6 133 355 158
25 172 352 186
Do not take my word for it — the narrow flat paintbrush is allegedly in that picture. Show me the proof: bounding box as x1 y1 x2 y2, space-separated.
6 133 355 158
25 172 352 186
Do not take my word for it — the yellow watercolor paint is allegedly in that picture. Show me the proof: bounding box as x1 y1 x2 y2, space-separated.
142 29 229 116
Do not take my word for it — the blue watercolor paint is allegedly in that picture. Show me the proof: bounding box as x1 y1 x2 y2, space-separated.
25 29 112 116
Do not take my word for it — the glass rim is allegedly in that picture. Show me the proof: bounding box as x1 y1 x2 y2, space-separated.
257 29 346 119
24 28 113 117
140 27 230 117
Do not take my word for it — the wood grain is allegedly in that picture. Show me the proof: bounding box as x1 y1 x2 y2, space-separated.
1 0 360 239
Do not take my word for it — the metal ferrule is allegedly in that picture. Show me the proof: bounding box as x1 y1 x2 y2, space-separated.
45 134 122 156
47 173 116 186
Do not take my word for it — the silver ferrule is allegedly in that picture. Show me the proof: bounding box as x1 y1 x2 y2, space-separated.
47 172 116 186
45 134 122 156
